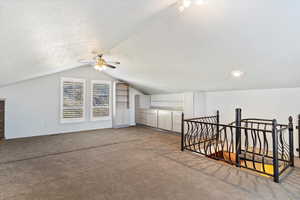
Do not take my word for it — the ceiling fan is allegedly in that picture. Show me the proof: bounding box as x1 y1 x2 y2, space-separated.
79 53 120 71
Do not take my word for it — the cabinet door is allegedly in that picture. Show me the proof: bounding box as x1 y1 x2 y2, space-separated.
172 111 182 133
146 110 158 127
158 110 172 131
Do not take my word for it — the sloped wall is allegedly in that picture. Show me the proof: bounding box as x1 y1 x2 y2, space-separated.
0 66 116 139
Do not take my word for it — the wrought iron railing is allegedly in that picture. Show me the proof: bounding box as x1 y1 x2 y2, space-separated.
297 115 300 158
181 109 294 183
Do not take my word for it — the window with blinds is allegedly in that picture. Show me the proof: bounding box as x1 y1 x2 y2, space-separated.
91 80 111 121
61 78 85 123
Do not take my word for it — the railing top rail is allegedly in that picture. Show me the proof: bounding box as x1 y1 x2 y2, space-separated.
185 120 273 133
184 115 217 121
277 126 289 132
242 118 288 127
242 118 274 122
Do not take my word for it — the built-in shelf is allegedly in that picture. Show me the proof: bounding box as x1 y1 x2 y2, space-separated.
113 82 130 128
115 82 129 109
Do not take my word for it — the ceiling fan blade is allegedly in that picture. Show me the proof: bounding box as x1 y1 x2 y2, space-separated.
105 64 117 69
106 61 120 65
78 59 96 64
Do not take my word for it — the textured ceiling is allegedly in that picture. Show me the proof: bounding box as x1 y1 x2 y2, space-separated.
1 0 300 94
108 0 300 94
0 0 175 86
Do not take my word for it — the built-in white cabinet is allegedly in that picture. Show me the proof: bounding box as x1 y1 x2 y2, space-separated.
136 108 182 133
172 111 182 133
135 92 197 133
146 109 158 127
136 109 157 127
157 110 173 131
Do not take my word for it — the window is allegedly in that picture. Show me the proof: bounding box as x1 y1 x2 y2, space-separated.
61 78 86 123
91 80 112 121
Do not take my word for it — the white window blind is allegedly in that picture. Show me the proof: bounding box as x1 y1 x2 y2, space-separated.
91 80 111 121
61 78 85 123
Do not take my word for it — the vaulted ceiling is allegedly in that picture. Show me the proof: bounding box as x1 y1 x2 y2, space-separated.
1 0 300 94
0 0 175 86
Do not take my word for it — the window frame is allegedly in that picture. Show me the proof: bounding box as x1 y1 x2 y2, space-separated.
60 77 86 123
90 80 112 121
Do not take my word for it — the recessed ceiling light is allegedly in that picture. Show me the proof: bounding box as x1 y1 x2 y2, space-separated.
178 0 208 12
195 0 206 5
231 70 244 78
178 5 185 12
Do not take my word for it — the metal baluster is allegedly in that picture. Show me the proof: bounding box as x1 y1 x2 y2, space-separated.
181 113 184 151
235 108 242 167
289 116 294 167
198 123 204 154
262 124 267 173
216 111 220 153
272 119 279 183
297 115 300 158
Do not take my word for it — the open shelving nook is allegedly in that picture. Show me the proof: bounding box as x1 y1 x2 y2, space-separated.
116 83 129 109
113 82 130 128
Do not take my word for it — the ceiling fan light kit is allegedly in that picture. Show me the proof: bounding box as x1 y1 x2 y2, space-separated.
79 53 120 71
94 64 107 71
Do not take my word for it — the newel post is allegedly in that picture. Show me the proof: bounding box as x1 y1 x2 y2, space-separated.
288 116 294 167
297 115 300 158
181 112 185 151
235 108 242 167
216 110 220 142
272 119 279 183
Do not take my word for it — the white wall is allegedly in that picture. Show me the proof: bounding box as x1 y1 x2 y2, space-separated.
205 87 300 154
145 92 207 119
150 93 184 109
193 92 207 117
137 95 151 109
0 66 116 139
206 88 300 124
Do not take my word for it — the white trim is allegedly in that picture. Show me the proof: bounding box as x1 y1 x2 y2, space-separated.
90 80 112 121
60 77 86 123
